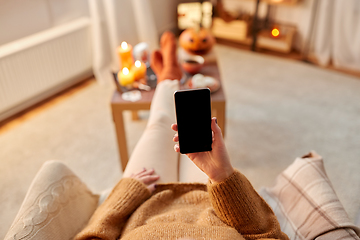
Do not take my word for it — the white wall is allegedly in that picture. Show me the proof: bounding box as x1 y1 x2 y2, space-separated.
47 0 89 26
114 0 139 46
0 0 89 46
150 0 180 35
0 0 51 45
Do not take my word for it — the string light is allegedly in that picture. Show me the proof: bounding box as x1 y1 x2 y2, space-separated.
271 28 280 37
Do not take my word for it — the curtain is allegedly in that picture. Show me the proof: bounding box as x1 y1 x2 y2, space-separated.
312 0 360 72
88 0 159 84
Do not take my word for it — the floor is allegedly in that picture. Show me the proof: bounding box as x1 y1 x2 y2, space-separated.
0 78 95 134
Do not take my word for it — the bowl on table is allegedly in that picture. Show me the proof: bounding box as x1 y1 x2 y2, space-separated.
181 55 205 75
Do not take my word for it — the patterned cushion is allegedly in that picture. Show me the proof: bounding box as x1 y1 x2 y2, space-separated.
259 151 360 240
5 161 99 240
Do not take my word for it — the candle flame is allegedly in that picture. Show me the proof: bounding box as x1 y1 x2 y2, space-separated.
122 67 129 75
135 60 141 68
271 28 280 37
121 41 128 50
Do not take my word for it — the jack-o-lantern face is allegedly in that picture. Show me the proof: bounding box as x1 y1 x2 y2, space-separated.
179 28 215 55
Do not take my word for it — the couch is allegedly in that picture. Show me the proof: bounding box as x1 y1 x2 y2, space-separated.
4 152 360 240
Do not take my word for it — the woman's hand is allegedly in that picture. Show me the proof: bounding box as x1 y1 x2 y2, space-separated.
171 117 234 183
129 168 160 193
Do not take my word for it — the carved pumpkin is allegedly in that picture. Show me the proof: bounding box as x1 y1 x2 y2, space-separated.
179 28 215 55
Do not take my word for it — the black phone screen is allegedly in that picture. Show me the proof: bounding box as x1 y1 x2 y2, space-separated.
174 88 212 154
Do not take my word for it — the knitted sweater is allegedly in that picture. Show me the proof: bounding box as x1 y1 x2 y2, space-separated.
74 171 289 240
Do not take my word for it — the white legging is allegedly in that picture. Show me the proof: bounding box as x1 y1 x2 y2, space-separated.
123 80 208 183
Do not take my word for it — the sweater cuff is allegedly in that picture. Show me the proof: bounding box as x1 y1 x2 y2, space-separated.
207 170 244 195
208 170 287 239
208 170 265 223
114 178 152 207
74 178 151 240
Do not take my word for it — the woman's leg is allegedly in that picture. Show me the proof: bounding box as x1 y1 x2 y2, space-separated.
179 154 208 184
123 80 180 183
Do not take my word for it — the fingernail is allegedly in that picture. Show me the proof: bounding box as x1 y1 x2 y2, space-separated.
215 118 218 125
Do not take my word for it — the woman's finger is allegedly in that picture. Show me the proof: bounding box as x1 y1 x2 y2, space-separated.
136 168 155 178
147 183 157 193
171 123 178 131
173 133 179 142
174 144 180 152
140 175 160 184
211 117 222 139
133 168 147 177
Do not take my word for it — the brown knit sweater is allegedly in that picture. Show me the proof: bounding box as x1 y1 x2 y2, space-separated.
74 171 289 240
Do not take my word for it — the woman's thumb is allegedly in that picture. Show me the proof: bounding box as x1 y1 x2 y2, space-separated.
211 117 222 138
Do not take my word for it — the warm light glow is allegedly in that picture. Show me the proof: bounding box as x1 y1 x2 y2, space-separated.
271 28 280 37
121 41 128 50
135 60 141 68
122 67 129 75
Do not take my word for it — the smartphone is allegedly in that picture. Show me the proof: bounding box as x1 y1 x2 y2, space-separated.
174 88 212 154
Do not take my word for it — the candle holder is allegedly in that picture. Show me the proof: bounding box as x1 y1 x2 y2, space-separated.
113 66 157 93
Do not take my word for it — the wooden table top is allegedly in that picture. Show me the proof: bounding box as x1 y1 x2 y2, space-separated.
111 61 225 106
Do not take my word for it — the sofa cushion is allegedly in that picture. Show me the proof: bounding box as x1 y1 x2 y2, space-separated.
5 160 99 240
259 151 360 240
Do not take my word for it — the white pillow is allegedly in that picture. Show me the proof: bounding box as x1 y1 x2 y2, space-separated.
259 151 360 240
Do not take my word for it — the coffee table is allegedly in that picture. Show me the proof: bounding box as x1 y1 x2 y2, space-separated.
111 62 226 171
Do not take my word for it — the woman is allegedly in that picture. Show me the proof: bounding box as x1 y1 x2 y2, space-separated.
74 32 289 240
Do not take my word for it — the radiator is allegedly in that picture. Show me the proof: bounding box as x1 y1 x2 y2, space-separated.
0 17 92 121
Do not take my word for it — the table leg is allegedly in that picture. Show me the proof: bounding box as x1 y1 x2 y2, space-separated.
213 102 226 137
132 111 139 120
217 106 226 138
112 108 129 172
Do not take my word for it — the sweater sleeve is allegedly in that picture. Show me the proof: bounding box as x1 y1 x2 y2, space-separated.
208 170 289 240
74 178 151 240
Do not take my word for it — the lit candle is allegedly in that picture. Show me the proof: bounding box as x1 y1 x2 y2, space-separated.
118 67 135 86
132 60 146 81
118 41 134 69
